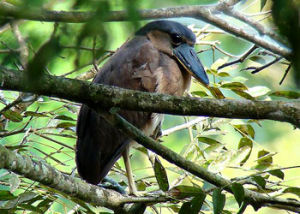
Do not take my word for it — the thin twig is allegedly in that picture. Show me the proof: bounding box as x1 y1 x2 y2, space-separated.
0 96 23 115
246 11 271 17
232 165 300 182
161 117 206 136
221 5 283 43
218 45 258 70
10 21 28 69
34 133 74 150
242 56 283 74
0 2 291 58
279 64 292 85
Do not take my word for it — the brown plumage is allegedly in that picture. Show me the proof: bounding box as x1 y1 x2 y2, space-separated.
76 20 209 193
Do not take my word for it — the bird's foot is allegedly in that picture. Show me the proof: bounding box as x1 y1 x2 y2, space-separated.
129 188 143 197
128 182 144 196
99 177 126 195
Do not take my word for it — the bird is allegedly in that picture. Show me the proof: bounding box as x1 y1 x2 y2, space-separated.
75 20 209 195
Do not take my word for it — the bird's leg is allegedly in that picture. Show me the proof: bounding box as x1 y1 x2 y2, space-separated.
123 146 139 196
148 122 163 165
151 122 162 141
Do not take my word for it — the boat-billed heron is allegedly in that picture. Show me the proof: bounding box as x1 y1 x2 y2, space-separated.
76 20 209 195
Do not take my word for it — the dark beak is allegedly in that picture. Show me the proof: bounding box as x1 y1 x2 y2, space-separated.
173 44 209 85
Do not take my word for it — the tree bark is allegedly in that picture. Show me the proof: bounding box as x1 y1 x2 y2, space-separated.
0 69 299 127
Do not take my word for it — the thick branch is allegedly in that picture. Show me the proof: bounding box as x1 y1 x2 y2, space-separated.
0 145 171 212
0 2 291 58
94 111 300 212
0 69 299 127
0 116 299 212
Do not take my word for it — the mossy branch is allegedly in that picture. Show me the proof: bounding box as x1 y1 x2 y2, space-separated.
0 145 172 212
0 68 299 127
0 2 290 58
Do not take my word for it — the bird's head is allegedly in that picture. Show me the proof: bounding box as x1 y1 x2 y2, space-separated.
136 20 209 86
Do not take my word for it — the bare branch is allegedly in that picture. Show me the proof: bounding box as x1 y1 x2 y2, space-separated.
219 3 283 43
242 56 283 74
279 64 292 85
0 2 291 58
161 117 206 136
10 21 28 69
218 45 258 70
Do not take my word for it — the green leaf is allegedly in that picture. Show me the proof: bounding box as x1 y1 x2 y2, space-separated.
169 185 204 199
9 173 20 193
218 72 230 77
269 90 300 99
136 180 147 191
247 86 271 97
185 144 198 160
213 188 226 214
209 150 232 172
0 192 37 210
178 193 206 214
18 204 43 212
221 82 248 91
23 111 48 117
206 69 218 75
0 191 17 200
254 150 274 171
2 110 23 122
251 176 266 188
261 0 267 10
230 145 252 167
232 76 248 83
198 137 222 146
257 150 273 166
17 192 37 203
5 145 28 152
208 86 226 99
283 187 300 198
27 37 61 80
179 202 192 214
54 115 75 121
234 124 255 138
190 193 206 213
36 198 54 213
154 157 169 191
231 183 245 207
56 122 75 129
204 143 224 156
238 137 253 166
191 91 209 97
168 204 180 212
268 169 284 180
249 55 266 64
231 89 255 100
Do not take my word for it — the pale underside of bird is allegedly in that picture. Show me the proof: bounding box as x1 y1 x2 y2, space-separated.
76 20 209 195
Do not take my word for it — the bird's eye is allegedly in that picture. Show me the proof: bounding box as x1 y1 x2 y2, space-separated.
171 34 182 46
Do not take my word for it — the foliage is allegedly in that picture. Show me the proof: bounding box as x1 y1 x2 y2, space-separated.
0 0 299 213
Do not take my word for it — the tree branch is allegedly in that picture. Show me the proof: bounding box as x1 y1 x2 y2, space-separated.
0 113 299 213
100 111 300 212
0 68 299 127
0 145 172 213
219 2 283 43
0 2 291 58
